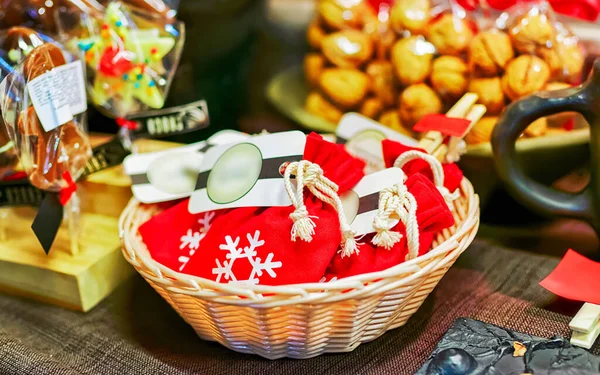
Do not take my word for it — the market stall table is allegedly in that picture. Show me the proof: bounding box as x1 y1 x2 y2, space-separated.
0 238 594 374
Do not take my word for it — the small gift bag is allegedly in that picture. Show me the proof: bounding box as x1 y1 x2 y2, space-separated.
382 139 464 193
325 149 455 280
179 133 366 286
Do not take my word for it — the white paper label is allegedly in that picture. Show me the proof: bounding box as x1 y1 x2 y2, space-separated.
189 131 306 214
27 61 87 132
341 167 406 236
336 113 418 174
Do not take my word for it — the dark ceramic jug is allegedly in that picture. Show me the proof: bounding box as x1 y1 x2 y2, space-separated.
492 59 600 237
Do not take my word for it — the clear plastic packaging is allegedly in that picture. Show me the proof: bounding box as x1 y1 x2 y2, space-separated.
58 1 185 118
0 42 92 192
0 0 105 34
304 0 592 142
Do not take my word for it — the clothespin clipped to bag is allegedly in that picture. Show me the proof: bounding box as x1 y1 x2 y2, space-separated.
570 303 600 349
415 93 487 163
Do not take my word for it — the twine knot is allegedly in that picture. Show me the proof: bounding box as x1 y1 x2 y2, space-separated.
393 150 460 211
284 160 359 256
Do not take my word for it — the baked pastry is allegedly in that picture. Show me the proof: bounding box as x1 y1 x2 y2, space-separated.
468 30 514 76
360 97 384 119
544 82 571 91
379 110 413 137
307 22 327 50
390 0 431 35
366 61 398 107
319 68 370 108
468 77 505 115
509 11 555 54
524 117 548 137
318 0 363 31
430 56 468 100
391 36 434 86
501 55 550 100
399 83 442 128
322 30 374 69
427 14 474 56
465 116 496 145
305 91 344 124
555 36 584 83
304 53 326 88
536 46 561 79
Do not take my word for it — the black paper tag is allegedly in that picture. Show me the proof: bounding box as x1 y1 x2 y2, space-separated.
129 99 210 139
0 178 45 207
31 192 63 254
81 137 131 179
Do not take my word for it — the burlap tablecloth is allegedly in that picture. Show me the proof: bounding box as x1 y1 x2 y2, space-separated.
0 239 594 374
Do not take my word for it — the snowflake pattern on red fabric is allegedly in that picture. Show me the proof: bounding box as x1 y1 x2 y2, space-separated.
211 230 282 286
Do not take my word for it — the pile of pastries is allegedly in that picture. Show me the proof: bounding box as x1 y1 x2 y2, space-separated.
304 0 586 144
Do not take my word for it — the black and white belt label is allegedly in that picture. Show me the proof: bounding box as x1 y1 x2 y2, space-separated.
124 130 250 204
189 131 306 214
336 113 418 174
341 167 406 236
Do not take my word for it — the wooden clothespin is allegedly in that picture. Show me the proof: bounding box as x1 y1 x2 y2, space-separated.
570 303 600 349
416 93 486 163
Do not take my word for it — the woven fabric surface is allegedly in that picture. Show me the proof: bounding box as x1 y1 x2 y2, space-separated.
0 239 594 375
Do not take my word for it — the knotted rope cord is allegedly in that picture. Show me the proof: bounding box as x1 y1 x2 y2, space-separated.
284 161 359 257
371 182 421 260
393 150 461 209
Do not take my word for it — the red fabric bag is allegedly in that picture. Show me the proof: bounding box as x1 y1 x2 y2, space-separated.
138 199 224 273
325 173 454 280
382 139 463 193
181 133 366 286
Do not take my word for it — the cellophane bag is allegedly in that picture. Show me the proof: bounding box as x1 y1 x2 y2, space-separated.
304 0 478 135
140 133 366 286
463 0 588 146
325 140 458 280
0 0 105 34
57 1 185 118
0 42 91 191
98 0 180 21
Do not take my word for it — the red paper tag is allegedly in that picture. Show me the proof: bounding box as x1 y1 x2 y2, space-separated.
540 249 600 304
413 114 471 137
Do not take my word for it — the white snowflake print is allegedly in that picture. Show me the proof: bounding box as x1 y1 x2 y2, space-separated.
212 230 282 286
178 212 215 272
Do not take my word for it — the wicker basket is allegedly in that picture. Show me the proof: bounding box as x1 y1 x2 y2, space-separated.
120 178 480 360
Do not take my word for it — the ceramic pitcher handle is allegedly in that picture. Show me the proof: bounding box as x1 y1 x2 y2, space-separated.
491 85 594 221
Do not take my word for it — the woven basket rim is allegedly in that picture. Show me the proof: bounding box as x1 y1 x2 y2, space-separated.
120 177 480 305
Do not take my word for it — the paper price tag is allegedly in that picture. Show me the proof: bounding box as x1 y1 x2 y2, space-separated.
27 60 87 132
336 113 418 173
341 167 406 236
189 131 306 214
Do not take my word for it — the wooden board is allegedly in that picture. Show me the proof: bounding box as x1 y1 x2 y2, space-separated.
0 135 180 312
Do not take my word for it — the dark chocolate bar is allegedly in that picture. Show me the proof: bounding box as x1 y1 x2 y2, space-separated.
417 318 600 375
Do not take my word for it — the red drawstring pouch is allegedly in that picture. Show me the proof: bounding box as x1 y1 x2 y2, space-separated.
325 172 454 280
182 133 366 286
382 139 463 193
139 198 225 273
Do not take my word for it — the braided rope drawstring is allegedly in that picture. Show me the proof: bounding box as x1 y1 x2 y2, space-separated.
371 182 421 260
284 161 360 257
393 150 459 209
